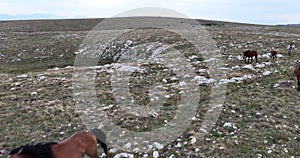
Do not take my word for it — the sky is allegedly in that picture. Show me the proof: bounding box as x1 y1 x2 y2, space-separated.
0 0 299 25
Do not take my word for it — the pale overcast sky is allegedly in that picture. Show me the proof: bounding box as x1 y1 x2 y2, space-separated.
0 0 299 25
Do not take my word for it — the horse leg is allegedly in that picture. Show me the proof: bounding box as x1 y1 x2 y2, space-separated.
271 56 274 62
84 146 99 158
87 151 98 158
271 56 273 62
297 79 300 91
85 140 99 158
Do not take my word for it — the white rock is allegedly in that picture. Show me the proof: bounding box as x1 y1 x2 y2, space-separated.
237 55 243 60
14 82 22 86
203 58 218 62
133 148 140 153
0 149 5 157
175 142 182 147
153 142 164 149
189 55 198 60
242 64 254 70
262 53 270 58
223 122 237 129
232 65 240 69
169 154 175 158
114 153 134 158
179 81 187 86
30 92 38 95
124 142 131 149
267 150 272 154
263 71 272 76
255 64 265 68
17 74 28 78
193 76 216 84
190 136 197 144
153 151 159 158
256 153 262 158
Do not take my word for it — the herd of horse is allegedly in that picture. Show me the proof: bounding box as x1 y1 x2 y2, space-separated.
243 50 278 64
6 43 298 158
243 43 300 91
243 43 295 64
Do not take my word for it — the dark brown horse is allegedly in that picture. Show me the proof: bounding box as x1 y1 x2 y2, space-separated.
8 129 107 158
270 50 277 62
243 50 258 64
294 63 300 91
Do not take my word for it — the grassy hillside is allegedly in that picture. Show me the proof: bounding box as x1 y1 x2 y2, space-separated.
0 18 300 157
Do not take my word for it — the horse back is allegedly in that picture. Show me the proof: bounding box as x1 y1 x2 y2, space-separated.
56 130 97 147
252 50 258 56
52 131 98 158
244 50 257 57
271 51 277 55
243 50 250 56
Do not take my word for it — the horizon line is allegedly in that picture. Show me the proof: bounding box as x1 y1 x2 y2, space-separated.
0 13 298 26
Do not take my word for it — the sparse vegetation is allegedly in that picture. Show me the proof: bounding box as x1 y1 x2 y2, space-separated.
0 18 300 157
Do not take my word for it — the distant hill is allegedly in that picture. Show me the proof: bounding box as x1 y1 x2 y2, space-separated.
286 23 300 27
0 13 66 20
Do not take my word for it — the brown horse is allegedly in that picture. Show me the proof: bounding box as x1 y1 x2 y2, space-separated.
8 129 107 158
294 63 300 91
243 50 258 64
270 50 277 62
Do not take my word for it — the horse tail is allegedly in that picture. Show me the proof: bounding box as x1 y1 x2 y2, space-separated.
90 128 108 154
255 52 258 63
243 50 248 59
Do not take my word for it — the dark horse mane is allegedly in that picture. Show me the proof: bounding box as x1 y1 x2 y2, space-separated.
9 142 57 158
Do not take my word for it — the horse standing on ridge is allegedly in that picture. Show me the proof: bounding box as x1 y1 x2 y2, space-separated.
270 50 277 62
243 50 258 64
